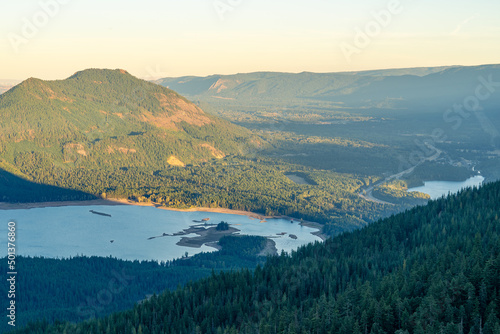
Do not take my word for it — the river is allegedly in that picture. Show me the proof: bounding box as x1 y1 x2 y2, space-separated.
407 175 485 200
0 205 321 262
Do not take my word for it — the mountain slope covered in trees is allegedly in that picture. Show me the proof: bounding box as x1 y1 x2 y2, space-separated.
0 68 259 172
0 236 268 333
15 180 500 333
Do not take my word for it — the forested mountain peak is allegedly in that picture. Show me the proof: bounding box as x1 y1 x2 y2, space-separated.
0 69 257 172
69 68 131 79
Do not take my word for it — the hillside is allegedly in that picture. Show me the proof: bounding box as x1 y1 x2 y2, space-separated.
0 69 258 172
156 64 500 110
0 236 269 333
15 181 500 333
0 85 14 95
0 168 95 202
0 79 19 95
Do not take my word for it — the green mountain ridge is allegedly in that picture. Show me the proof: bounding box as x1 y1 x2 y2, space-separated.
0 68 259 172
156 64 500 109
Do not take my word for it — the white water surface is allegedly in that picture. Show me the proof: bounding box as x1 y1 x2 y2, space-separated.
407 175 485 200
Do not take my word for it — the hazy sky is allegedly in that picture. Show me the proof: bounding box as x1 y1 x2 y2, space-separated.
1 0 499 80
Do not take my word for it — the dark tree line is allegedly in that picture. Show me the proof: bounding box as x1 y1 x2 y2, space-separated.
0 236 268 333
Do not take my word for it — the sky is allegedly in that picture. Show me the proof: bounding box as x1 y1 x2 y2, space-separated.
1 0 499 81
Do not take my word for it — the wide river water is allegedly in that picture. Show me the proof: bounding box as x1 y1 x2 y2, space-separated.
407 175 485 200
0 205 321 262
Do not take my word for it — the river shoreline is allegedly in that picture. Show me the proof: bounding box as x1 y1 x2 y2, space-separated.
0 198 328 240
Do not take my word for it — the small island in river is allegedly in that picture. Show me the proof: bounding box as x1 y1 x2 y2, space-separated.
148 221 240 248
176 225 240 248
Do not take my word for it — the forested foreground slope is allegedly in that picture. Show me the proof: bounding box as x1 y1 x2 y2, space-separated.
0 236 268 333
14 181 500 334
